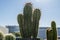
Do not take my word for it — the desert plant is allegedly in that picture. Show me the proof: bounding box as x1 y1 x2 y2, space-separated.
23 3 32 38
17 3 41 38
12 32 21 37
17 3 32 38
0 32 4 40
32 9 41 38
51 21 57 40
17 14 24 38
5 34 15 40
46 27 53 40
46 21 57 40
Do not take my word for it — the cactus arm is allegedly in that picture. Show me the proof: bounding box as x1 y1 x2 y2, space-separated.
17 14 24 38
32 9 41 38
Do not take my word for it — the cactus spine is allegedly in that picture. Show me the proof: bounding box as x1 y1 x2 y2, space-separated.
32 9 41 38
5 34 15 40
51 21 57 40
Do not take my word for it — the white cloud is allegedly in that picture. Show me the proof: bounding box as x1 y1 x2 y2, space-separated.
35 0 40 2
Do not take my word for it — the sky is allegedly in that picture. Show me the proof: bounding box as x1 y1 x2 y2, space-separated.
0 0 60 27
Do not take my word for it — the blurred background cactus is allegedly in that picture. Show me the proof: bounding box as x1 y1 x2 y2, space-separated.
46 21 57 40
0 32 4 40
51 21 57 40
17 3 41 38
5 34 15 40
46 27 53 40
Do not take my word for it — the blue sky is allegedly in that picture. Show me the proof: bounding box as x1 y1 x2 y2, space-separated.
0 0 60 27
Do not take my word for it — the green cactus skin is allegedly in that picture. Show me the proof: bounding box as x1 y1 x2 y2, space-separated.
23 3 32 38
46 28 53 40
51 21 57 40
32 9 41 38
0 32 4 40
5 34 15 40
17 14 24 38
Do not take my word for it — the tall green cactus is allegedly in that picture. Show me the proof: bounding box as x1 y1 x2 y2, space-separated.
17 3 41 38
23 3 32 38
46 27 53 40
0 32 4 40
5 34 15 40
51 21 57 40
32 9 41 38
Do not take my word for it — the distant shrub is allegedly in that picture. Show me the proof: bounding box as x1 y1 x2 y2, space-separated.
12 32 21 37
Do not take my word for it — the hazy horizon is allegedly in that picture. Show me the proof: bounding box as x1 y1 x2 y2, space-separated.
0 0 60 27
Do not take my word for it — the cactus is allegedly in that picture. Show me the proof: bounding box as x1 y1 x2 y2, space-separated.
17 14 24 38
23 3 32 38
46 21 57 40
5 34 15 40
0 32 4 40
51 21 57 40
32 9 41 38
46 27 53 40
17 3 32 38
17 3 41 38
